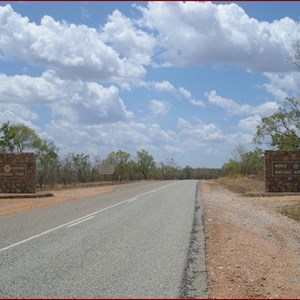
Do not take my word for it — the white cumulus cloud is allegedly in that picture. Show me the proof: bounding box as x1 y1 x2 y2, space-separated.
177 118 224 141
100 10 156 66
238 115 262 133
178 87 205 107
205 90 279 116
147 80 177 94
0 5 145 83
0 71 134 126
263 72 300 100
148 100 170 118
138 1 299 72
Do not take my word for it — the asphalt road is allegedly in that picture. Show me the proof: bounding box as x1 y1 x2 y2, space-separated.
0 180 207 298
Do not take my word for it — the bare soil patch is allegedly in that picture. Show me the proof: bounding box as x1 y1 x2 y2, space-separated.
203 178 300 298
214 176 300 223
0 185 114 217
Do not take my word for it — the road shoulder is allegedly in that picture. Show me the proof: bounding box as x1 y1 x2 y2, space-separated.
201 180 300 298
0 186 114 217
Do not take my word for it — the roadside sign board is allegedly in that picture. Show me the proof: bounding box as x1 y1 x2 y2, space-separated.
98 164 115 175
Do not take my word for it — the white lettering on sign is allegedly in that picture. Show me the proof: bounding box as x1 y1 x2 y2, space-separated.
274 163 287 168
0 164 27 177
272 161 300 177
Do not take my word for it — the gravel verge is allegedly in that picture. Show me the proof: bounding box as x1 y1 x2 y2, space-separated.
202 180 300 298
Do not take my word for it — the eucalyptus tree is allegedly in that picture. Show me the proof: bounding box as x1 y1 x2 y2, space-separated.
160 158 180 180
72 153 91 183
135 149 156 180
106 150 131 182
0 121 42 153
36 140 60 188
60 153 92 184
254 98 300 150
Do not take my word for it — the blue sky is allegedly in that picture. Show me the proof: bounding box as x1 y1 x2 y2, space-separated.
0 1 300 168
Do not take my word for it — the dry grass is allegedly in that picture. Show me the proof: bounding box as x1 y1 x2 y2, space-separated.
213 176 265 194
280 203 300 222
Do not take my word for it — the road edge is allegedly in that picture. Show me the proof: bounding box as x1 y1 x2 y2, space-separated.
180 180 208 298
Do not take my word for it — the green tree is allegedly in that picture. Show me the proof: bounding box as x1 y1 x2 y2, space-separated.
60 153 75 185
161 158 180 180
223 144 264 177
0 122 42 153
36 140 59 188
182 165 193 179
0 121 15 152
222 159 240 177
60 153 91 185
240 148 264 176
127 159 139 181
73 153 91 183
106 150 131 182
254 98 300 150
136 149 156 180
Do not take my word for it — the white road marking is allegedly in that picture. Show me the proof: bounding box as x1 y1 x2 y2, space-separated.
127 183 176 203
0 201 127 253
0 181 177 253
127 190 153 203
67 216 95 228
127 197 137 203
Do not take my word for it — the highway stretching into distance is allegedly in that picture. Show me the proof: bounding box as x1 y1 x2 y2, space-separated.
0 180 207 298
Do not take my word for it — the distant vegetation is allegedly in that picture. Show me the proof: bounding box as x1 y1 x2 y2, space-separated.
0 121 222 189
222 97 300 178
0 97 298 188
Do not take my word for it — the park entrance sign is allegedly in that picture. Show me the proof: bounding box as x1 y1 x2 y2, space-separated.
0 153 35 193
265 150 300 192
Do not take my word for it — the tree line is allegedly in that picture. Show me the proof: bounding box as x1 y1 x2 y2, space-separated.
0 121 222 188
222 97 300 177
1 97 298 184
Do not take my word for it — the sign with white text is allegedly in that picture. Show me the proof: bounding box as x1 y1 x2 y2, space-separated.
0 164 27 178
272 161 300 177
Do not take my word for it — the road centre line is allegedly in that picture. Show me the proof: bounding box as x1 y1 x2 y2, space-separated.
127 196 137 203
0 181 177 253
126 182 176 203
0 200 128 253
67 216 95 228
127 189 155 203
